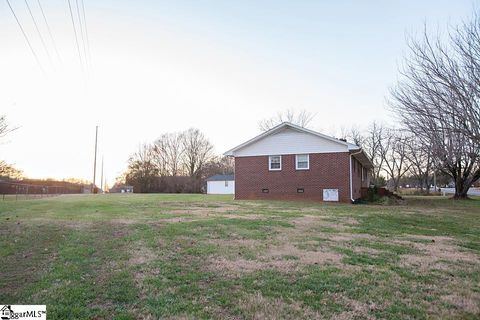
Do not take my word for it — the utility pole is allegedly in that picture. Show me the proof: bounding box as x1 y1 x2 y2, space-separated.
92 126 98 194
100 156 104 194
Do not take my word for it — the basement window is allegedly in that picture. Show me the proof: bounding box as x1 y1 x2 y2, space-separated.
269 155 282 171
297 188 304 193
262 188 269 193
296 154 309 170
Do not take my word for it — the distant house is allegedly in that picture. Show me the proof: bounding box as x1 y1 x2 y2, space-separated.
206 174 235 195
224 122 373 203
109 185 134 193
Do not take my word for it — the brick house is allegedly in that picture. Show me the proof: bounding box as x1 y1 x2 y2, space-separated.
224 122 373 203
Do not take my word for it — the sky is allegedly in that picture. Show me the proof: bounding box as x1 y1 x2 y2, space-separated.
0 0 477 186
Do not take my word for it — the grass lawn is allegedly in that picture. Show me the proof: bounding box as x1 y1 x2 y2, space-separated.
1 194 479 319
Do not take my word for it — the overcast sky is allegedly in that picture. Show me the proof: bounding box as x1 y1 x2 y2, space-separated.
0 0 476 185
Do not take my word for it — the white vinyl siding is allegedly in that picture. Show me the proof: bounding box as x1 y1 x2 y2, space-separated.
296 154 309 170
207 180 235 194
269 155 282 171
233 127 349 157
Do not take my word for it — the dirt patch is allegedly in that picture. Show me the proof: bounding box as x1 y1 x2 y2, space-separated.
326 233 376 242
208 242 342 274
220 213 267 220
128 242 157 267
158 217 194 223
289 215 359 233
332 294 383 320
110 218 139 225
169 204 240 215
290 215 323 231
399 235 480 271
268 243 342 266
238 292 321 319
440 294 480 315
206 238 259 248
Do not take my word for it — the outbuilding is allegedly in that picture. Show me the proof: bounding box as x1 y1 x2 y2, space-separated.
206 174 235 195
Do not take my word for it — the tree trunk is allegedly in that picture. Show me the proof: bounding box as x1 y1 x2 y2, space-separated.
453 178 470 200
424 175 430 194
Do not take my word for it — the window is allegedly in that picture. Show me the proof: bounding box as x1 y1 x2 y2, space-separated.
225 180 229 187
296 154 309 170
269 155 282 171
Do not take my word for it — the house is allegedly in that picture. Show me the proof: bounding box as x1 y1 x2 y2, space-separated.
224 122 373 203
206 174 235 194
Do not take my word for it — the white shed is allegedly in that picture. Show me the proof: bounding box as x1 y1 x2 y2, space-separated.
206 174 235 194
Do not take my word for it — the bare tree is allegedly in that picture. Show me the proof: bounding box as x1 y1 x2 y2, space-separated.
0 115 17 140
259 108 316 131
347 126 364 147
362 121 386 185
125 144 159 193
404 135 433 193
153 132 184 176
0 161 23 179
181 128 214 179
451 13 480 142
389 20 480 199
378 129 411 191
203 156 234 179
0 115 19 177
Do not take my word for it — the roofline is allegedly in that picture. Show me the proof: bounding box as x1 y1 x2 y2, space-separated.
350 148 374 169
223 122 359 156
206 174 235 181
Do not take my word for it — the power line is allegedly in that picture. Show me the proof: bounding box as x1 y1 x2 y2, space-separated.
24 0 53 67
36 0 62 64
80 0 92 68
67 0 84 73
75 0 89 71
5 0 45 73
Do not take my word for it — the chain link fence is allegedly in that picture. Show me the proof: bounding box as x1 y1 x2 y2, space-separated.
0 181 85 201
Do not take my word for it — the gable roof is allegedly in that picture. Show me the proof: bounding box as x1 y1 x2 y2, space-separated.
206 174 235 181
224 122 360 156
224 122 374 169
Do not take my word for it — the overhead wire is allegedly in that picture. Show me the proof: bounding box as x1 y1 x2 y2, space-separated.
36 0 62 64
5 0 45 73
75 0 88 72
24 0 53 67
80 0 92 68
67 0 84 73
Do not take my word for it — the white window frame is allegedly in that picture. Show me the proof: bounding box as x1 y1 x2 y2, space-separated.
295 154 310 170
269 155 282 171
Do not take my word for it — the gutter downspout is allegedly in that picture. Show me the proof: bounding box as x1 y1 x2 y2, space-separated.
349 149 363 203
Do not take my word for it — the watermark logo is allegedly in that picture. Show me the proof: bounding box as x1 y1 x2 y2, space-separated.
0 305 46 320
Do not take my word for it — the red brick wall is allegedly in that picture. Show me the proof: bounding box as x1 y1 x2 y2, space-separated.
234 153 353 203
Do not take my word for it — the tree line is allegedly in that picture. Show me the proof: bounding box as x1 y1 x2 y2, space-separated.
119 128 233 193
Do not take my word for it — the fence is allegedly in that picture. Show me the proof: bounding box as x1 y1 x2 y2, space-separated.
0 181 84 201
